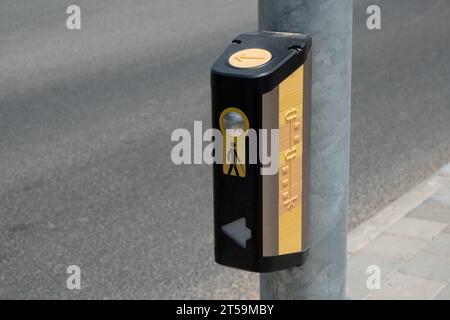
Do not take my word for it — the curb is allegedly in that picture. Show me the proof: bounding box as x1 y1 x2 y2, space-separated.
348 163 450 255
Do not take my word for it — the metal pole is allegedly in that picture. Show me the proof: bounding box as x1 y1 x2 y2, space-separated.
259 0 353 299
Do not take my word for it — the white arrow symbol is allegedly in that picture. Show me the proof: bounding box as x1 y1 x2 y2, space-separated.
221 218 251 249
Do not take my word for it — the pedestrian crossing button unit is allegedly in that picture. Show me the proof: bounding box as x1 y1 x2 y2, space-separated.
211 31 312 272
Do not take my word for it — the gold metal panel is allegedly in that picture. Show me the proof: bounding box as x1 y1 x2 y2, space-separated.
278 66 304 255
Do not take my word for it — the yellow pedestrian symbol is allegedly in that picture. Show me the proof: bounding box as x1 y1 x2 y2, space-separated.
219 107 249 178
226 140 246 177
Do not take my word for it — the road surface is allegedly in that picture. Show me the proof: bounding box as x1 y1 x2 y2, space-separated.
1 0 450 298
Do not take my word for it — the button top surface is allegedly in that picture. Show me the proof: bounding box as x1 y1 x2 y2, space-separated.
228 48 272 69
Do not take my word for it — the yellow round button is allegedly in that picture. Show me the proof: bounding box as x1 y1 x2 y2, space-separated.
228 48 272 69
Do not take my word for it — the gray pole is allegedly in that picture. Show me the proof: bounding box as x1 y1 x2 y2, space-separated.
259 0 353 299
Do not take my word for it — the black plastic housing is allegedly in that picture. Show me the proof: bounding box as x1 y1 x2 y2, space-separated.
211 31 312 273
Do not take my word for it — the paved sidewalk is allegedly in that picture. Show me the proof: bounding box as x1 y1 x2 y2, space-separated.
347 164 450 300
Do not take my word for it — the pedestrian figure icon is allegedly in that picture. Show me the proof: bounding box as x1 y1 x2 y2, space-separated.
226 140 245 177
227 141 241 176
219 108 249 178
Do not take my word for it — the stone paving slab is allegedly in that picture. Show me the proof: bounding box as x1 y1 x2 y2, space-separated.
435 285 450 300
407 199 450 224
422 233 450 257
347 164 450 300
384 217 447 241
348 174 450 255
432 186 450 207
347 252 400 300
399 252 450 282
367 273 445 300
361 234 424 262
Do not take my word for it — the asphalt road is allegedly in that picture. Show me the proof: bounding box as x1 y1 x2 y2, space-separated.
1 0 449 299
